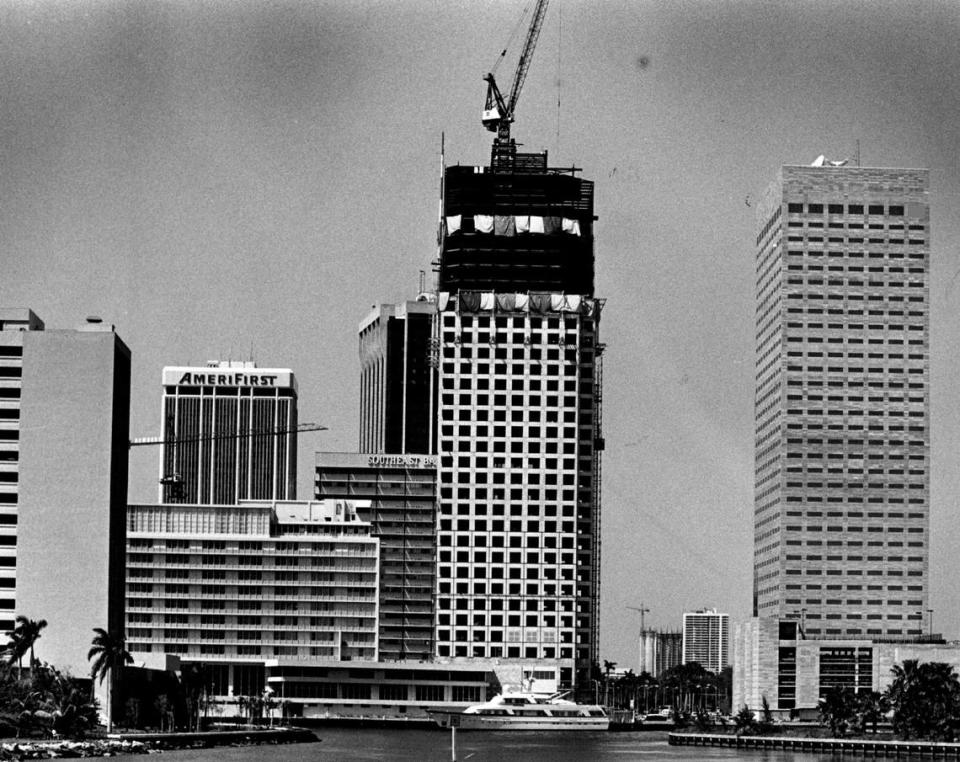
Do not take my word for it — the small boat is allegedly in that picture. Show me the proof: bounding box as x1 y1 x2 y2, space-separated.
428 691 610 731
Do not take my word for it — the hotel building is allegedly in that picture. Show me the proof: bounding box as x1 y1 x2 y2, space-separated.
434 146 604 688
753 165 930 638
159 362 297 504
682 609 729 673
0 309 130 677
358 300 437 455
315 452 437 662
125 497 501 718
125 499 380 667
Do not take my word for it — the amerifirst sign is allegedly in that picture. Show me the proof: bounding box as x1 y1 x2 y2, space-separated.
162 367 294 388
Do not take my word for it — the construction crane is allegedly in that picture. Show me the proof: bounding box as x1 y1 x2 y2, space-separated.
129 422 327 449
482 0 550 146
627 604 651 631
130 422 328 499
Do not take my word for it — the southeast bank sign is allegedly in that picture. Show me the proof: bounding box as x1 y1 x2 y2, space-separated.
162 367 294 388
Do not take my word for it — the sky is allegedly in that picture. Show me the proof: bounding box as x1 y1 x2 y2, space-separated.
3 0 960 671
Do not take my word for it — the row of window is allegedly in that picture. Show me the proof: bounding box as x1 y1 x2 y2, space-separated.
786 236 925 245
785 598 923 606
442 314 588 330
787 202 915 215
787 221 924 231
436 644 573 660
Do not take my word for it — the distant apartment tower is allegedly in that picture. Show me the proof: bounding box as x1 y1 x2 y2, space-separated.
682 609 729 673
753 165 930 639
358 300 437 455
315 452 437 661
434 148 604 688
638 629 682 677
0 309 129 676
160 361 297 503
126 498 379 669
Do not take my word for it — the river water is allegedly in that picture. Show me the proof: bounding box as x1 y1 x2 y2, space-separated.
159 729 846 761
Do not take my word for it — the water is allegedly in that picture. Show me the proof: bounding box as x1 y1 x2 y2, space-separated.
159 729 846 761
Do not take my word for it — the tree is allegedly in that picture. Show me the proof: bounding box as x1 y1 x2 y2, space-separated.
179 662 210 731
660 662 713 711
887 660 960 741
818 686 858 738
153 694 171 732
733 705 757 736
602 660 617 706
4 617 47 675
87 628 133 732
856 690 888 735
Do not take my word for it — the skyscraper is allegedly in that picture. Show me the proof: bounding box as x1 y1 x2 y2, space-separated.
753 164 930 640
0 309 130 676
358 300 437 455
434 147 604 688
159 361 297 504
682 609 729 673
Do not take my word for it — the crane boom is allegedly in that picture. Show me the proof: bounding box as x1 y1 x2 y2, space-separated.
482 0 550 143
129 422 327 448
507 0 549 121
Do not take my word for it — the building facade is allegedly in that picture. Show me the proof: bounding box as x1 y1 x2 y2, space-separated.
315 452 437 661
0 309 130 676
358 300 437 455
753 165 930 639
434 149 604 688
682 609 729 673
125 499 380 665
734 617 960 718
159 362 297 504
638 629 682 677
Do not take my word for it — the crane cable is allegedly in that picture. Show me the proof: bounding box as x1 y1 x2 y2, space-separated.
556 2 562 157
489 3 532 77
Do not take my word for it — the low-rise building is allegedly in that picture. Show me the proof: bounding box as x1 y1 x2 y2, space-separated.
734 617 958 718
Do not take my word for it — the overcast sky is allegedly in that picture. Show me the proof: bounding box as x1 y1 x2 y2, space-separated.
3 0 960 670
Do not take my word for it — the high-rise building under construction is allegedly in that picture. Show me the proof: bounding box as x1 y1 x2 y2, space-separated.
434 140 604 687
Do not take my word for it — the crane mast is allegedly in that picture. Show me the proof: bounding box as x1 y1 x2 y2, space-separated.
482 0 550 160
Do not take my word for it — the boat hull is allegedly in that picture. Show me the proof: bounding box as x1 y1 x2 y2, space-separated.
428 711 609 731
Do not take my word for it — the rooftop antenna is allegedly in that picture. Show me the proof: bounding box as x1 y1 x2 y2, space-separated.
855 139 861 167
419 270 426 294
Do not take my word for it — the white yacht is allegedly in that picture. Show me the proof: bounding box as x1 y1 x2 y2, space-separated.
428 691 610 731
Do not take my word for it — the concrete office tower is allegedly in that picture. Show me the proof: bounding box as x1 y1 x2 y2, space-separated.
753 165 930 639
160 362 297 504
638 630 682 677
358 300 437 455
435 149 603 688
316 452 437 661
0 309 130 676
682 609 729 673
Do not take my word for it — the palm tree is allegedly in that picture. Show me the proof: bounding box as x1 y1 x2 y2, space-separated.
87 628 133 732
16 617 47 673
4 617 47 675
